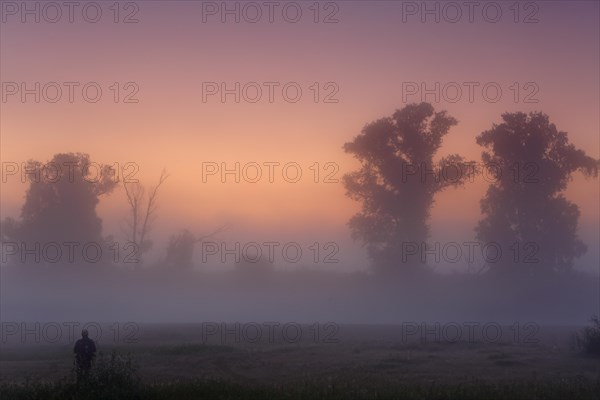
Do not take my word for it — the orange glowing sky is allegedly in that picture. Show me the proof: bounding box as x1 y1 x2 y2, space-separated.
1 1 598 271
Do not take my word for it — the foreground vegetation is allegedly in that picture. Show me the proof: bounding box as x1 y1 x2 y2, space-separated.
2 349 599 400
3 319 599 400
2 376 599 400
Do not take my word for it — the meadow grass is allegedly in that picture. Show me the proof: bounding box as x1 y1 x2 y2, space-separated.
3 323 599 400
2 376 599 400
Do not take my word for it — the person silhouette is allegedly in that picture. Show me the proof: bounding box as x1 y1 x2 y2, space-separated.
73 328 96 381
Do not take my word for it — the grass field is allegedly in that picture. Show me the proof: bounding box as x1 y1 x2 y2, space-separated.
1 323 599 399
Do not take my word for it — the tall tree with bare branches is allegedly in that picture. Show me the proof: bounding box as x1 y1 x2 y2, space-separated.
123 169 168 266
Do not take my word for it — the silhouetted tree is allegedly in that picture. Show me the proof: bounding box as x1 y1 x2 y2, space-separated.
1 153 117 266
164 229 196 270
163 225 229 270
343 103 471 274
122 169 168 266
476 111 598 275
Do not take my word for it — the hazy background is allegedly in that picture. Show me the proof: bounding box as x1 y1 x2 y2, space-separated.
0 1 598 325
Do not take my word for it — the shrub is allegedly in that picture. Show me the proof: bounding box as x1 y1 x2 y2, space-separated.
575 315 600 356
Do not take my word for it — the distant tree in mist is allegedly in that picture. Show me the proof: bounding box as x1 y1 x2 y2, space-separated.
476 111 599 275
1 153 117 265
164 229 196 270
343 103 471 275
122 169 168 267
163 225 229 270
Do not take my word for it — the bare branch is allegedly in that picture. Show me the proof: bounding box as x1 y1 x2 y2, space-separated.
194 223 231 243
139 169 169 248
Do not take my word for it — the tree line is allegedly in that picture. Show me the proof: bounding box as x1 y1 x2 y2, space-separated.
1 103 598 276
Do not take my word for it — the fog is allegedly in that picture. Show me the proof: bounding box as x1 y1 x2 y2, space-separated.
1 253 598 327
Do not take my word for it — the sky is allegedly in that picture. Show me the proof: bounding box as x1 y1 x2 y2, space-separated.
1 0 598 273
